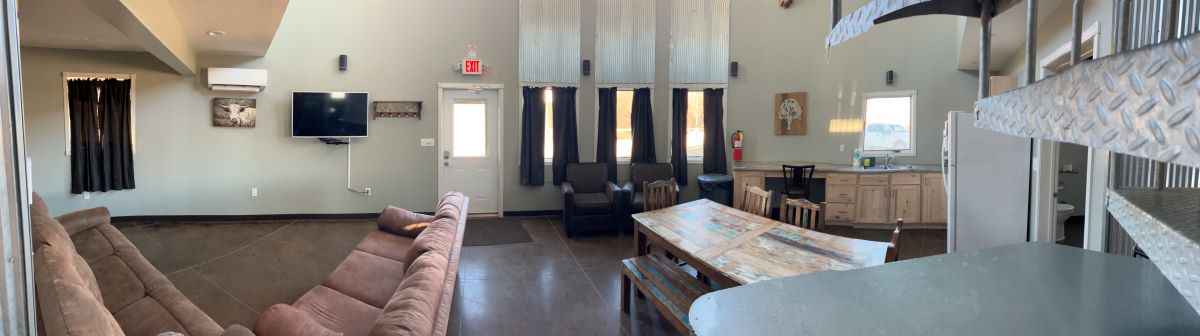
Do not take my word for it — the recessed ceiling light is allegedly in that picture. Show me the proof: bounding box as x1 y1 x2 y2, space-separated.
207 30 226 37
83 36 100 41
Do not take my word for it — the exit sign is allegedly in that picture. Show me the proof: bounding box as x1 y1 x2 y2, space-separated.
462 59 482 75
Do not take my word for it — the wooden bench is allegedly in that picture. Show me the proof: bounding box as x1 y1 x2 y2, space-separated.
620 253 712 335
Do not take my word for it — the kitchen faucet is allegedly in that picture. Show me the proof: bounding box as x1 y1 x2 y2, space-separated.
885 152 896 168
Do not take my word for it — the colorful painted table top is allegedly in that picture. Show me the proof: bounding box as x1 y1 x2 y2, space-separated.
632 199 889 285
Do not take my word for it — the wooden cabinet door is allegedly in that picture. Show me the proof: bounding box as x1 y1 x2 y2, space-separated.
891 185 922 224
921 174 948 223
855 185 889 224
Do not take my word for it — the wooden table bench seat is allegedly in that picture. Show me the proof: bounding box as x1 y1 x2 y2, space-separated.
620 253 712 335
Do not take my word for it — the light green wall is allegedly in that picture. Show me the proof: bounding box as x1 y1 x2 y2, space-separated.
24 0 977 216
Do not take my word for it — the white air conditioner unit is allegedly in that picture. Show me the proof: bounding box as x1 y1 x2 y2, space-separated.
207 68 267 92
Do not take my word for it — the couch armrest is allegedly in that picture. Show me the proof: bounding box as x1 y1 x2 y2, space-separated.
221 325 255 336
605 182 620 203
621 181 635 194
54 207 110 236
252 304 340 336
561 182 576 221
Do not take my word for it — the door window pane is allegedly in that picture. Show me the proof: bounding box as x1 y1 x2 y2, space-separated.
616 90 634 158
453 103 487 157
862 95 914 152
685 91 704 157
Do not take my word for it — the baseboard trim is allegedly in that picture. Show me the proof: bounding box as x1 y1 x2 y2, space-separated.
502 210 559 217
110 213 396 223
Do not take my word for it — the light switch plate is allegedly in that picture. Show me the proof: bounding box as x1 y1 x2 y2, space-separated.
420 138 435 147
251 187 258 197
839 144 845 152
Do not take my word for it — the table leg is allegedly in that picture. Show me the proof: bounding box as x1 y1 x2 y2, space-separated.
635 230 647 256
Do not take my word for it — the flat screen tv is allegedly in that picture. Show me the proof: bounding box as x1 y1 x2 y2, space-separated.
291 91 369 138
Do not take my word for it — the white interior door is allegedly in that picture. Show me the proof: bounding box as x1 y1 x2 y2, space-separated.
439 89 500 214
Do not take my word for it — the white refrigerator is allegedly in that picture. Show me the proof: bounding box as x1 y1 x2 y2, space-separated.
944 111 1032 253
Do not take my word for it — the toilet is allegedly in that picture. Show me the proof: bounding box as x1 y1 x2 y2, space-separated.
1055 203 1074 241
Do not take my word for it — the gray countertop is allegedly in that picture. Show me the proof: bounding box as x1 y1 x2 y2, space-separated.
689 243 1200 336
731 161 942 174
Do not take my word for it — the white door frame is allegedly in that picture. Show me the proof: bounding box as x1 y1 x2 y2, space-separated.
437 83 505 216
1030 22 1106 250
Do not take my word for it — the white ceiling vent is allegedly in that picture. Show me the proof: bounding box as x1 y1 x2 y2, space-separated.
207 67 267 92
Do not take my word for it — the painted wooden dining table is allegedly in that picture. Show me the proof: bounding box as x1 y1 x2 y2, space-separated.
632 199 890 288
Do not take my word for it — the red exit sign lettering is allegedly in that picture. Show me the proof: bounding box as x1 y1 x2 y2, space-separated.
462 59 482 75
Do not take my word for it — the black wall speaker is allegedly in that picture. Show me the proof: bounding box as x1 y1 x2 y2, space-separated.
886 70 895 85
730 61 739 78
338 54 348 71
581 60 591 76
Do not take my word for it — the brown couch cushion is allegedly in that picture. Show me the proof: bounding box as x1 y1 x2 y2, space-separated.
369 252 449 336
378 206 436 238
323 250 407 308
354 230 414 262
112 297 188 335
30 193 106 304
433 192 465 221
253 304 341 336
401 218 456 273
33 242 124 336
294 285 382 336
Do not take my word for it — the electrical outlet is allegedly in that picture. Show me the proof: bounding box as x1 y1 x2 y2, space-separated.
420 138 435 147
365 187 372 196
83 192 91 200
839 144 845 152
251 187 258 197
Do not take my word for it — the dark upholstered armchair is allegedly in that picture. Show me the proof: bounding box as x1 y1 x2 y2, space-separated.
622 163 680 216
562 163 623 237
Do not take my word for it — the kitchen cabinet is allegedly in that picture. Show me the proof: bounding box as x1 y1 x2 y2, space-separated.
891 185 922 223
855 185 890 224
921 174 948 224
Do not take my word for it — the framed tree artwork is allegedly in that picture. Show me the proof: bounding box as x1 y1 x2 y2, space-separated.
775 92 806 135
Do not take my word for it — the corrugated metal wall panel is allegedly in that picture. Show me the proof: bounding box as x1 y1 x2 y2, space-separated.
669 0 730 84
520 0 581 84
596 0 656 84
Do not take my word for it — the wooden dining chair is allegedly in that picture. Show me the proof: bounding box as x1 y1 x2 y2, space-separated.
780 197 824 231
885 219 904 263
739 184 773 218
642 179 678 212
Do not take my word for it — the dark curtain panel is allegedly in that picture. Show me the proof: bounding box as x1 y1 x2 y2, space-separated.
669 88 689 185
629 87 656 164
595 87 618 182
551 87 579 185
69 78 135 194
518 86 546 186
703 88 728 174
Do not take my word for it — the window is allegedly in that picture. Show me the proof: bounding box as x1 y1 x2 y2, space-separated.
861 91 916 156
452 103 487 157
685 91 705 158
544 88 554 160
615 90 634 158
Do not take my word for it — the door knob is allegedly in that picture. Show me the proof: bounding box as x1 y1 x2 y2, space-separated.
443 151 450 159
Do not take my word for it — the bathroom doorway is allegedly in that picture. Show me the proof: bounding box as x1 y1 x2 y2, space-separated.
1054 143 1087 247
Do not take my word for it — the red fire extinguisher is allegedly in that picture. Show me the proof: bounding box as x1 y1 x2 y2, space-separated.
731 130 744 161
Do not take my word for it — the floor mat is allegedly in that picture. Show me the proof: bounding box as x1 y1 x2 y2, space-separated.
462 218 534 246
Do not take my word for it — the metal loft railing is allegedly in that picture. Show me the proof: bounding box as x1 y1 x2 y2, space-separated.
826 0 1200 314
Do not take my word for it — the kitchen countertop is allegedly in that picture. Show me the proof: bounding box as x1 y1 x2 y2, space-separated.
731 161 942 174
689 243 1200 336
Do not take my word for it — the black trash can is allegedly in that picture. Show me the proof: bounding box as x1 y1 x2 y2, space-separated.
697 174 734 206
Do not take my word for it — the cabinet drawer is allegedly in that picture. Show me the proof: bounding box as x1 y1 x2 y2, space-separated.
826 185 857 203
826 203 855 221
858 174 889 185
826 173 857 185
890 173 921 185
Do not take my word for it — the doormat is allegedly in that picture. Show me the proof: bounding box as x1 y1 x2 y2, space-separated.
462 218 534 246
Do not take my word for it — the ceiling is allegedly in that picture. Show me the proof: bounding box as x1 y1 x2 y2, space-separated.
17 0 288 56
956 0 1065 72
18 0 142 52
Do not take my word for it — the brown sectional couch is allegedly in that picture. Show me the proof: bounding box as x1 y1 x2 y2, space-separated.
253 192 469 336
31 193 252 336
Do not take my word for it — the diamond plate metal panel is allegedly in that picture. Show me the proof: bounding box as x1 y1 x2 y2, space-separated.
1107 188 1200 314
976 33 1200 168
826 0 930 48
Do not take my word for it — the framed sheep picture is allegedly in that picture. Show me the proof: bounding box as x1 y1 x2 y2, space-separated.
212 98 257 128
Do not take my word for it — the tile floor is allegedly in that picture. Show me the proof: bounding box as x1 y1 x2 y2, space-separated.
118 217 946 336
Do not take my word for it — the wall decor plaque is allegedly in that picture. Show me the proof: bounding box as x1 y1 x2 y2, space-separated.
775 92 807 135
